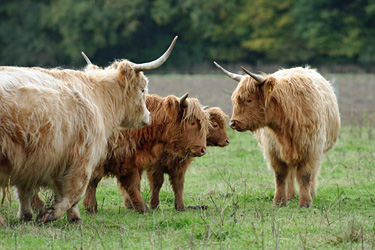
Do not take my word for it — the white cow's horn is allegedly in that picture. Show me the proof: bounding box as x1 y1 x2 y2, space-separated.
214 61 243 82
132 36 178 73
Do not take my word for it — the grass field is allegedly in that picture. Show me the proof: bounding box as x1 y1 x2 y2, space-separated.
0 74 374 249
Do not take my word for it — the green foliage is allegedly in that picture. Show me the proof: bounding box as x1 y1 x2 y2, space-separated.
0 0 374 68
292 0 375 65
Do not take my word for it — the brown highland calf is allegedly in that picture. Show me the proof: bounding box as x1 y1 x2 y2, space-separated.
0 36 177 226
215 62 340 208
83 93 210 213
118 107 230 211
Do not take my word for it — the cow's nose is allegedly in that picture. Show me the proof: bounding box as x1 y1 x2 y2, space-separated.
201 148 206 155
226 139 230 145
230 120 236 129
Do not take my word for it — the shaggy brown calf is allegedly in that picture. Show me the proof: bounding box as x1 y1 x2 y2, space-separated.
215 62 340 208
83 93 210 213
0 36 177 226
118 107 230 211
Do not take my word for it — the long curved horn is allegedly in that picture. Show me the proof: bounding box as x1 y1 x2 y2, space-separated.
132 36 178 73
241 66 265 85
180 92 189 107
214 61 243 82
81 51 92 65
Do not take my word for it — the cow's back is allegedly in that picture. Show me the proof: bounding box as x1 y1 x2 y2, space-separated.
0 67 105 188
259 67 340 161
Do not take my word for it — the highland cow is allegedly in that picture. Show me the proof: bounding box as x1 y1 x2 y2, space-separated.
215 62 340 208
119 106 230 211
0 36 177 226
83 93 210 213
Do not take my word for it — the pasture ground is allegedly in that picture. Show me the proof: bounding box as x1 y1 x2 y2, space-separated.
0 73 374 249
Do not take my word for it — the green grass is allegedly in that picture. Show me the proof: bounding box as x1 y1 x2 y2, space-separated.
1 125 374 249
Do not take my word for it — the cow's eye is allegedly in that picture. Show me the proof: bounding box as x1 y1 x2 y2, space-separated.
191 121 195 126
141 89 145 93
247 98 252 103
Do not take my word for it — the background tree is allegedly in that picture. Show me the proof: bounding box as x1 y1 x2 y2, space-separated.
0 0 374 70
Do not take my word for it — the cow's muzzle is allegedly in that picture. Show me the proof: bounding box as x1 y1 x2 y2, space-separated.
189 146 206 157
230 119 246 132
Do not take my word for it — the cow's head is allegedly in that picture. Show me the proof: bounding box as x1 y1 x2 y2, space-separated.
83 36 177 130
205 107 230 147
163 94 209 157
214 62 276 132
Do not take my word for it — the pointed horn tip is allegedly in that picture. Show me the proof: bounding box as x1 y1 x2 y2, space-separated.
180 92 189 106
132 35 178 73
241 66 265 84
214 61 242 82
240 66 249 74
81 51 92 65
180 92 189 99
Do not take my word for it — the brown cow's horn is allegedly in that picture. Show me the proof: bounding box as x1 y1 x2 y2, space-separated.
132 36 178 73
202 105 210 110
241 66 265 84
214 61 243 82
180 93 189 107
81 51 92 65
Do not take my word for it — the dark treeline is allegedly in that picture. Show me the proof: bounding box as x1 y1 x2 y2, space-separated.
1 0 374 72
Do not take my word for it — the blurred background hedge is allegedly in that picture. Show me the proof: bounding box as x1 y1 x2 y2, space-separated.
1 0 374 72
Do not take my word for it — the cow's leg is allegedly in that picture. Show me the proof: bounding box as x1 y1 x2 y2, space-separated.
118 169 144 210
310 163 321 197
296 163 313 208
1 188 6 205
268 153 289 207
286 167 296 201
36 161 92 224
16 186 34 221
83 177 102 214
117 180 133 209
147 170 164 209
169 169 186 211
117 169 149 213
31 192 45 212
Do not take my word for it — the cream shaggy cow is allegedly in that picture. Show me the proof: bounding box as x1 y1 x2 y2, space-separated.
0 36 177 226
215 62 340 208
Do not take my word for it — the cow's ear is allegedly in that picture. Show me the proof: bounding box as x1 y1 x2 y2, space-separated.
118 62 136 84
164 95 181 119
263 76 277 107
263 77 276 96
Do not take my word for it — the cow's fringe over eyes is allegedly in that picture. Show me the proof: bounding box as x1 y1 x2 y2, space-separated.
181 98 210 139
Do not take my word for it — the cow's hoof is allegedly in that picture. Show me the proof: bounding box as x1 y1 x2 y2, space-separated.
299 203 312 208
273 198 286 207
125 200 134 209
150 204 160 210
20 213 33 222
36 209 54 225
69 217 82 224
85 206 98 214
135 204 150 214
